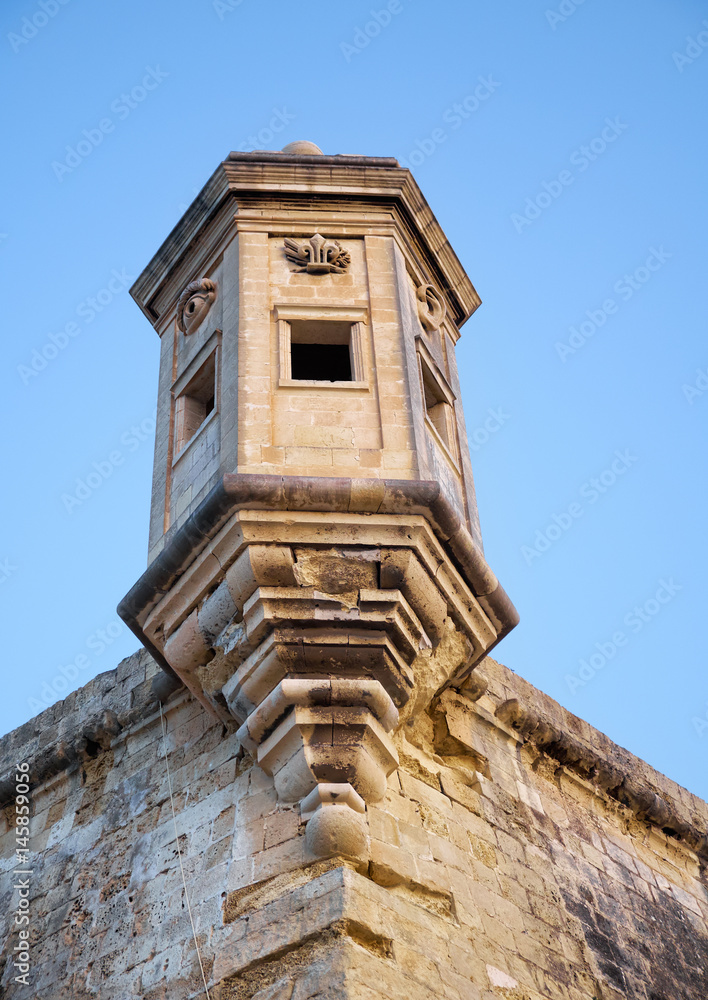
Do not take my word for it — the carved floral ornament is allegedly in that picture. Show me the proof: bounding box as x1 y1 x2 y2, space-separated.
177 277 217 335
284 233 351 274
416 282 446 332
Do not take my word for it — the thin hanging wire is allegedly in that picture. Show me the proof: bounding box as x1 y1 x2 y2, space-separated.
159 701 212 1000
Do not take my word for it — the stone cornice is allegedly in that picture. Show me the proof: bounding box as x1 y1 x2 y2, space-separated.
129 151 480 330
496 699 708 859
452 658 708 861
117 474 519 685
115 474 517 857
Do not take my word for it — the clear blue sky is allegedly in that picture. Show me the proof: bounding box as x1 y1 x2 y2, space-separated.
2 0 707 798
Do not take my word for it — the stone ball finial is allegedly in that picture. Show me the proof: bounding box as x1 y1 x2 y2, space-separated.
281 140 324 155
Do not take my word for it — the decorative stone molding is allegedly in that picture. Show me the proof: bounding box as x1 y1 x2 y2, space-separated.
119 475 516 860
177 277 217 334
416 283 446 332
496 697 708 858
284 234 351 274
150 519 481 857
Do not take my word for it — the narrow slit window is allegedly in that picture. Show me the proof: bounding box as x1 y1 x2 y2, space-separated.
289 320 353 382
421 362 453 448
174 352 217 454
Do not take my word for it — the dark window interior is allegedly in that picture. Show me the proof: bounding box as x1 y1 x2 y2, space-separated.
421 363 451 446
291 342 352 381
289 319 353 382
176 352 217 452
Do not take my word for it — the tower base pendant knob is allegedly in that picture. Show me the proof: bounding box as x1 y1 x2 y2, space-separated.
301 784 368 858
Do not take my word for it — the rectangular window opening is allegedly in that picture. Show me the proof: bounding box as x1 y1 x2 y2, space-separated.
289 320 353 382
175 351 216 454
421 365 452 447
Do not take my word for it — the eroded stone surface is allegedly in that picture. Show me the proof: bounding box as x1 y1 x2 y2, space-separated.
136 508 497 844
1 650 707 999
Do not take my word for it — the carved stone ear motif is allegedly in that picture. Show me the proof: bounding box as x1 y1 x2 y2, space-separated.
416 283 446 332
177 278 217 335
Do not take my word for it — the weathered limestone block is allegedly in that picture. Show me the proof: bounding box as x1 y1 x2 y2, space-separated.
221 629 414 721
236 678 398 746
3 650 708 999
163 609 219 716
121 498 509 857
254 704 397 803
226 544 297 607
198 579 238 645
380 547 448 643
292 546 380 597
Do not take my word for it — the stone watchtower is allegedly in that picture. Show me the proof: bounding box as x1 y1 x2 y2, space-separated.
4 140 707 1000
118 140 517 857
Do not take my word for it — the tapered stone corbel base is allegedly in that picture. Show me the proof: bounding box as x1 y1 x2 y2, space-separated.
119 484 519 858
233 670 398 857
237 694 396 806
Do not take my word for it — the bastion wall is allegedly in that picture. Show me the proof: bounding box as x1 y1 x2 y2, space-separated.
1 650 706 1000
